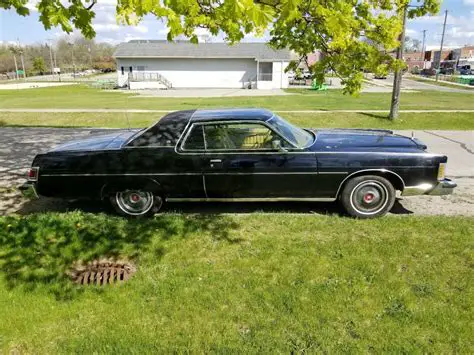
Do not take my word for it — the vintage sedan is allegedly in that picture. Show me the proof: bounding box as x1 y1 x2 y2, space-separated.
21 108 456 218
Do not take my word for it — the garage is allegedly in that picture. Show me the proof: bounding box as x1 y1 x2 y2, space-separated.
114 40 292 90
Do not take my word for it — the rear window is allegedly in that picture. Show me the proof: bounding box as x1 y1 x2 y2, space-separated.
182 125 205 150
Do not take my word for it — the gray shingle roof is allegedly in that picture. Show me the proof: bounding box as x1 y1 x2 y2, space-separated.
114 40 292 61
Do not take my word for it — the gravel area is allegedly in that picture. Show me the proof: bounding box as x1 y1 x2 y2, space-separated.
0 127 472 217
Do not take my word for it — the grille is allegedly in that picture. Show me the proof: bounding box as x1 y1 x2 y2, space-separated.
69 259 136 286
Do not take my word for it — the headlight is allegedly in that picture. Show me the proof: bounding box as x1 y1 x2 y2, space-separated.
437 163 446 180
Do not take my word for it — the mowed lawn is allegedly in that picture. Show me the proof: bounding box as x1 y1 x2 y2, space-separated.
1 84 474 110
1 111 474 130
0 213 472 353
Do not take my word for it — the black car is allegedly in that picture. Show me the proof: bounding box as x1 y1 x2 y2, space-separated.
21 109 456 218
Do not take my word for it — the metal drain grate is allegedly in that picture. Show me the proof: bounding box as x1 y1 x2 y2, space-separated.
69 259 136 286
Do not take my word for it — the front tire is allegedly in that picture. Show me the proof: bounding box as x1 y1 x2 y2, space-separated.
110 189 163 218
340 175 395 219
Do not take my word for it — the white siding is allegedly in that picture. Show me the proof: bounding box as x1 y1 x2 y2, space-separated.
116 58 290 89
117 58 257 88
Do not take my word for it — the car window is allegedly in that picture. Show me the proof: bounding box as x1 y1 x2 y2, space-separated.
182 125 205 150
204 123 284 150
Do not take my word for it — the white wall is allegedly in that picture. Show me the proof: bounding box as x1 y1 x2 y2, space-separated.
129 81 167 90
255 61 290 90
117 58 258 88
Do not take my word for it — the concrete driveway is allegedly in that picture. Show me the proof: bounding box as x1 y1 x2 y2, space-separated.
0 127 472 216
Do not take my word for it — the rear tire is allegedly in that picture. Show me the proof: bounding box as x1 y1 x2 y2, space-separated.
340 175 395 219
110 189 163 218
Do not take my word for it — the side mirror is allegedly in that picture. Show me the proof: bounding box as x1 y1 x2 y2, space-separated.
272 140 288 152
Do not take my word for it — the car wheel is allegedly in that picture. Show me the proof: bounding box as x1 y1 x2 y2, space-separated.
340 175 395 219
110 189 163 218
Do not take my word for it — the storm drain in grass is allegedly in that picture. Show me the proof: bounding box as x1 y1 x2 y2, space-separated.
69 259 136 286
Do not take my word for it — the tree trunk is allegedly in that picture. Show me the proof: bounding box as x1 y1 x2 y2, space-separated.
389 6 408 120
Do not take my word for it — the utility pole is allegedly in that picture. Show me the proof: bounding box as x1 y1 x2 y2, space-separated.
13 54 19 80
421 30 427 65
389 5 408 120
17 39 26 79
436 10 448 82
88 45 93 68
47 40 55 76
68 42 76 79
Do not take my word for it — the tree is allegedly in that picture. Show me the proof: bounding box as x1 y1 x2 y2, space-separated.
405 36 422 52
32 57 47 74
2 0 440 94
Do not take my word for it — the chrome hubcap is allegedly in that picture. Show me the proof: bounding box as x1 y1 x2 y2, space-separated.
350 181 388 215
116 190 154 216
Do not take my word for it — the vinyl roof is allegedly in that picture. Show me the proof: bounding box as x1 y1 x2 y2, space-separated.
192 108 274 122
114 40 292 61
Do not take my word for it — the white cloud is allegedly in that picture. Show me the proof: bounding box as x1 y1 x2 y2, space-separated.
463 0 474 5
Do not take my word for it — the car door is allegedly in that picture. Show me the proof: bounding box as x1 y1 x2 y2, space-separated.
201 121 319 199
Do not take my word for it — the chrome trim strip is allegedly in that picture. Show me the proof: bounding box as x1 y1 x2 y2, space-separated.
172 150 442 156
334 169 406 198
41 172 326 177
41 173 202 177
319 172 348 175
166 197 336 202
206 172 318 175
176 119 299 154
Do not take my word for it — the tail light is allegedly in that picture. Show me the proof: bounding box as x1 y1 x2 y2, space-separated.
27 167 39 181
437 163 446 180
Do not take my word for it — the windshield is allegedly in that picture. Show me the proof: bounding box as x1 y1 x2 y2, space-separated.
267 115 314 148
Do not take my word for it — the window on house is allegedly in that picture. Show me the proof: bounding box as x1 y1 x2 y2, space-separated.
136 66 146 71
258 62 273 81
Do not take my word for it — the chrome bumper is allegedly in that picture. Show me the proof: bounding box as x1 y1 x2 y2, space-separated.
402 179 457 197
18 182 39 198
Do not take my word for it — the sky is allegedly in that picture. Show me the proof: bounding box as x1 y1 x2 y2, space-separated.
0 0 473 49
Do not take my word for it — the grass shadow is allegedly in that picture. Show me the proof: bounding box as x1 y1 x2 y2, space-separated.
358 112 391 120
0 211 240 300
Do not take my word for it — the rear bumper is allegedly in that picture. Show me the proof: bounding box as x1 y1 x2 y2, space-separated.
402 179 457 197
19 182 38 198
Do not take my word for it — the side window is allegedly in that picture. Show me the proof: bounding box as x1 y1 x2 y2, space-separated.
182 125 205 150
204 123 283 150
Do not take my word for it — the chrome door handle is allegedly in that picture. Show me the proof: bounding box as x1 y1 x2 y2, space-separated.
209 159 222 168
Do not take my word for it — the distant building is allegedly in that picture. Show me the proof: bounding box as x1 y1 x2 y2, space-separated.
113 40 292 90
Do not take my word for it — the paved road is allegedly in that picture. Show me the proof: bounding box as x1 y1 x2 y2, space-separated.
367 75 474 93
0 127 472 216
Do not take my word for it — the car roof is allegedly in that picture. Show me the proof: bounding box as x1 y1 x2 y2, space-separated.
191 108 274 122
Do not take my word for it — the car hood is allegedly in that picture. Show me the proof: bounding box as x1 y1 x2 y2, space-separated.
310 129 426 151
50 129 140 152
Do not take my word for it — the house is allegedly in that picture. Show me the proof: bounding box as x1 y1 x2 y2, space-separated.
113 40 293 90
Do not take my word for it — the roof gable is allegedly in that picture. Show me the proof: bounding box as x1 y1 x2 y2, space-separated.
114 40 292 61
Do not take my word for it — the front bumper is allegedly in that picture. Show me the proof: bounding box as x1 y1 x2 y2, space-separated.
402 179 457 197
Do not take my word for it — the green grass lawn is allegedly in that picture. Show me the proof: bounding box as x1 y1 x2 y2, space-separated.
0 212 472 353
0 84 474 110
1 111 473 130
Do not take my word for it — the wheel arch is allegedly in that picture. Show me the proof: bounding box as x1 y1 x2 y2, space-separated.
336 169 405 198
100 177 164 200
